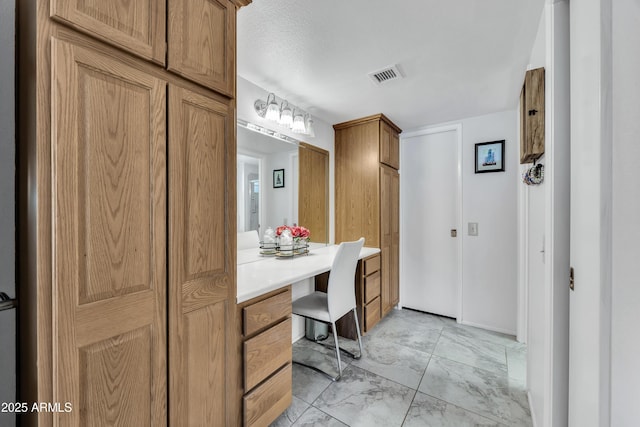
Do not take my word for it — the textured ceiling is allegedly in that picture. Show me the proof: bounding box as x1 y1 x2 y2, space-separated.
237 0 545 131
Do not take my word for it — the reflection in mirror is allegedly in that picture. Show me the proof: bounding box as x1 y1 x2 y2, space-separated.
237 123 329 245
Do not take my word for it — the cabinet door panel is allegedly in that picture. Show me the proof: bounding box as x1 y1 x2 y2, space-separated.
380 122 399 170
391 169 400 306
51 38 166 426
169 85 236 426
380 165 393 315
51 0 165 64
168 0 235 95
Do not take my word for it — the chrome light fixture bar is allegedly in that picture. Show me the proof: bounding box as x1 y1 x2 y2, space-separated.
254 92 315 137
237 118 300 146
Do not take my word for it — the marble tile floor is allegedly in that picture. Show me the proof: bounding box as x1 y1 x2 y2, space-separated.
272 308 530 427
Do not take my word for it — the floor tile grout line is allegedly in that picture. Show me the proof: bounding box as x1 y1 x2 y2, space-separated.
287 309 531 427
400 342 438 427
427 353 512 384
420 392 512 427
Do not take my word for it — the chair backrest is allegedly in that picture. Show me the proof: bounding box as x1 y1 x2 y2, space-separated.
237 230 260 250
327 238 365 320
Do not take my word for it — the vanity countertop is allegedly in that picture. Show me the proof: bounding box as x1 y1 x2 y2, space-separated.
237 244 380 303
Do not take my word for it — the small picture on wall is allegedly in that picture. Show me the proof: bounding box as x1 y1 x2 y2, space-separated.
273 169 285 188
475 140 505 173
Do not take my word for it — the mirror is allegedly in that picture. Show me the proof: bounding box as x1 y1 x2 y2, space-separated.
237 124 329 244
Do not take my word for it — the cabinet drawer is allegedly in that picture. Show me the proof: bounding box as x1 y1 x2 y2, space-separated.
244 364 292 427
364 270 381 304
244 318 292 391
364 296 381 331
244 289 291 336
364 254 381 275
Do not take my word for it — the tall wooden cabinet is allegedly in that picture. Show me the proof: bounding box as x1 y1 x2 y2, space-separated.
334 114 401 331
18 1 250 425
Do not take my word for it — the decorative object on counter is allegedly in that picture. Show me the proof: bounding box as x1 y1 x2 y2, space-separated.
273 169 285 188
254 92 315 137
523 163 545 185
475 140 505 173
275 225 310 257
260 227 278 255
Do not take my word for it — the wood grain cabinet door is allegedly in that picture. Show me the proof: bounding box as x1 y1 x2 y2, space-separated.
50 0 166 64
167 0 236 96
298 143 329 243
168 85 236 426
380 165 393 316
380 122 399 170
390 169 400 307
51 38 167 426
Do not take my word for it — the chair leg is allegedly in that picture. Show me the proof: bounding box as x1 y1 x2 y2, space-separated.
331 321 343 378
352 308 363 359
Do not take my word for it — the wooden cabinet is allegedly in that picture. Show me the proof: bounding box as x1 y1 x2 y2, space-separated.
334 114 401 332
168 85 236 426
50 0 166 64
237 288 293 427
298 142 330 243
50 38 168 426
380 165 400 315
167 0 237 96
380 121 400 169
18 1 248 425
520 67 545 163
50 0 240 94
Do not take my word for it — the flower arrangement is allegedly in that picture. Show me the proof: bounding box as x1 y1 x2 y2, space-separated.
275 225 311 241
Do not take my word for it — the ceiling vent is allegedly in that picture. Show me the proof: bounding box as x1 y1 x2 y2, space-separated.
368 64 404 85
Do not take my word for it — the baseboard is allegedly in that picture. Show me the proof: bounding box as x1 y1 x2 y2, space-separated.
459 320 517 337
528 391 538 427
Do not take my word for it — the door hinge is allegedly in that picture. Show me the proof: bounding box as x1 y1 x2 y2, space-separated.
569 267 575 291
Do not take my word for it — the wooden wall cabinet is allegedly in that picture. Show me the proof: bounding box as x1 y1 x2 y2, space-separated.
18 1 249 425
334 114 401 332
50 0 239 95
520 67 545 163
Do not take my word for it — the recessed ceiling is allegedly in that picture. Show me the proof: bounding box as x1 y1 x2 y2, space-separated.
237 0 545 131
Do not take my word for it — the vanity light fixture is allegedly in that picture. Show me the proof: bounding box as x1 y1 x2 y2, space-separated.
291 110 306 133
238 119 300 146
254 92 315 136
279 101 294 127
264 93 280 122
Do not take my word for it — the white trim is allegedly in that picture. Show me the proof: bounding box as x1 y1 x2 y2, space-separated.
528 391 539 427
399 123 463 322
518 179 529 344
543 5 555 423
459 320 516 336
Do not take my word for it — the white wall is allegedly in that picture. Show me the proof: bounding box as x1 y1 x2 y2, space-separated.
262 150 297 229
460 111 519 334
518 17 549 426
523 3 571 426
523 9 547 427
611 0 640 424
569 0 613 424
403 110 519 335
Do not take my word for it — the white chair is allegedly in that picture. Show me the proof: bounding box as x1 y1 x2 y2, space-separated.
237 230 260 250
292 237 365 380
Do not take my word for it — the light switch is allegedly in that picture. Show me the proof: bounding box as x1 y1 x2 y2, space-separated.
468 222 479 236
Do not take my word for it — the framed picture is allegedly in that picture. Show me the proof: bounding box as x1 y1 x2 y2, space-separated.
273 169 285 188
475 140 505 173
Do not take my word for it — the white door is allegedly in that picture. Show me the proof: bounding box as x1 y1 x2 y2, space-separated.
401 128 460 318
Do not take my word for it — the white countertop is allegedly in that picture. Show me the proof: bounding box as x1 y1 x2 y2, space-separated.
237 244 380 303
